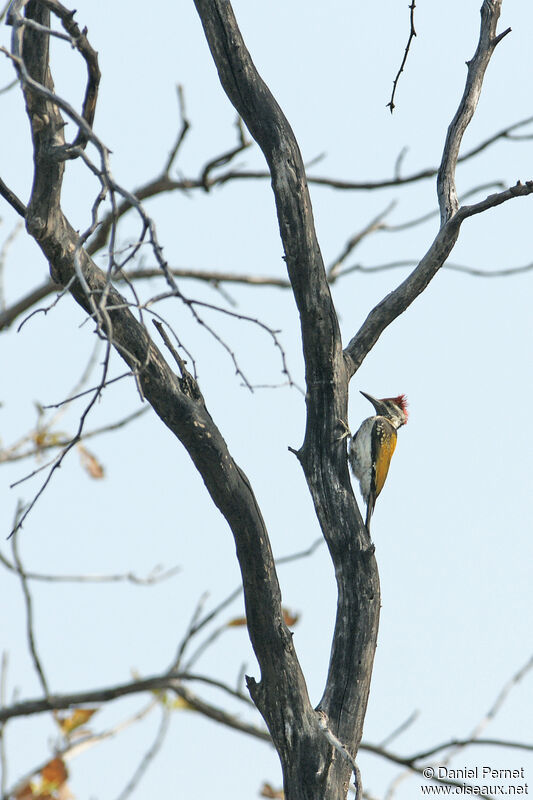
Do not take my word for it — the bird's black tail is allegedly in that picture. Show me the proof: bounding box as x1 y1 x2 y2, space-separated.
365 495 376 532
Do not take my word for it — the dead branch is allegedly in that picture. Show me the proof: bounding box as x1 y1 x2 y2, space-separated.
34 0 100 150
344 1 527 378
1 667 529 788
194 5 378 795
0 671 271 740
437 2 511 224
7 6 307 791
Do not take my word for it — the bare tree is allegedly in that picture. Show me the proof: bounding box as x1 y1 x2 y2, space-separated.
0 1 532 799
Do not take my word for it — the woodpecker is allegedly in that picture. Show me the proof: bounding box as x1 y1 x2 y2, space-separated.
348 391 408 531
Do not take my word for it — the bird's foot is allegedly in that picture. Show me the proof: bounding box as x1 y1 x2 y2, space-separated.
336 418 352 442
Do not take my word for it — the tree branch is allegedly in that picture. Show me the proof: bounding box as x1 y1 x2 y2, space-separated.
343 0 526 378
1 670 528 777
37 0 100 151
0 672 271 742
437 0 510 224
344 216 461 374
0 175 27 218
11 0 307 784
193 2 380 794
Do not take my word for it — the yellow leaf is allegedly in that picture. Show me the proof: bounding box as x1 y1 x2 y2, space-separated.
171 696 196 711
33 431 47 448
55 707 98 735
32 431 66 449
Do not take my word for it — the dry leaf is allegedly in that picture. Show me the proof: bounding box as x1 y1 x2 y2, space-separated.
227 615 248 628
282 608 300 627
37 757 68 795
227 609 299 629
56 785 74 800
77 444 105 479
40 757 68 787
260 782 284 799
55 707 98 735
14 783 34 800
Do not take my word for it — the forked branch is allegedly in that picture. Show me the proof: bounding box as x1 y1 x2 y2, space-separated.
344 0 528 378
193 2 380 793
10 0 305 782
437 0 510 224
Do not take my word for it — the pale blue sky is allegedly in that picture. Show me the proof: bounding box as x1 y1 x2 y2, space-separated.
1 2 532 799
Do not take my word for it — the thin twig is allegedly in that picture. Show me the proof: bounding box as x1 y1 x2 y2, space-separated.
153 319 189 378
276 536 324 566
113 707 171 800
178 536 324 671
336 257 533 280
0 174 27 218
0 221 23 310
8 358 113 536
4 698 160 800
470 652 533 739
428 653 533 767
0 652 8 797
11 520 50 696
162 85 190 174
327 202 396 280
0 407 149 465
317 712 362 800
172 593 209 669
378 709 419 749
42 371 134 410
0 0 12 23
387 1 417 113
385 181 505 232
0 541 180 584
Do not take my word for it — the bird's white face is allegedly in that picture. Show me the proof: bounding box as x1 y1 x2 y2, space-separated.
382 401 407 428
378 395 408 429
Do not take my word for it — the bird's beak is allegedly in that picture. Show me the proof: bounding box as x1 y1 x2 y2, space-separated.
360 391 387 415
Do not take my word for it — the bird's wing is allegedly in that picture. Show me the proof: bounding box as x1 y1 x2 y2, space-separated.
371 418 397 499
